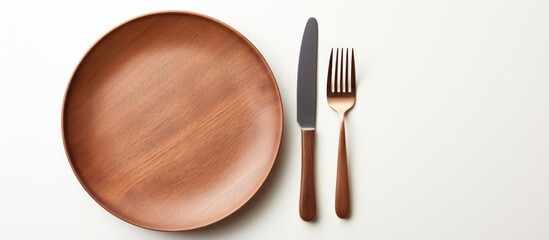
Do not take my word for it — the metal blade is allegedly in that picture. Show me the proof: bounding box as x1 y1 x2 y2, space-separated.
297 17 318 129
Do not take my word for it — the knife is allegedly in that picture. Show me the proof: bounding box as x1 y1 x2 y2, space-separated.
297 17 318 221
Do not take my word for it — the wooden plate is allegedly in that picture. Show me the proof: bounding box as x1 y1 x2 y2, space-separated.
62 12 283 231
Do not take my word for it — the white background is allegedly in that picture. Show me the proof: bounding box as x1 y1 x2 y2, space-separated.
1 0 548 239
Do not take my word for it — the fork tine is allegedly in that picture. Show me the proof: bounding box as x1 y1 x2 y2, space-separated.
335 48 340 92
341 48 345 93
351 48 356 93
345 48 349 93
327 48 333 94
339 48 343 93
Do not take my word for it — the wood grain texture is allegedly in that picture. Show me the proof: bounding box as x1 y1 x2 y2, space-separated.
299 129 316 221
62 12 283 231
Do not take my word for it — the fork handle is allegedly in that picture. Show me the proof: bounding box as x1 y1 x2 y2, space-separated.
336 117 350 218
300 129 316 221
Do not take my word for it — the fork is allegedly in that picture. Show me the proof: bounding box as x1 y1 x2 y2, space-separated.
327 48 356 218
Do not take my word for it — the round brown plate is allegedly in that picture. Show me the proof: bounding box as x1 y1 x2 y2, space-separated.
62 12 283 231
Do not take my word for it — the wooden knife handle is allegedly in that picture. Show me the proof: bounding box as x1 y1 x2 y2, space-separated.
300 129 316 221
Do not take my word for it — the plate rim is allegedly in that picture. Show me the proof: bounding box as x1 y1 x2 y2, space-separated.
61 10 284 231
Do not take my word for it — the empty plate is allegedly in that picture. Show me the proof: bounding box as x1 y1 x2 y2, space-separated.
62 12 283 231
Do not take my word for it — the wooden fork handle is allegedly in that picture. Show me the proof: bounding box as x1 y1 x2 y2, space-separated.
300 129 316 221
336 118 350 218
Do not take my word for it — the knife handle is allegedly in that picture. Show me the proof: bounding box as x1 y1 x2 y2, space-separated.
300 129 316 221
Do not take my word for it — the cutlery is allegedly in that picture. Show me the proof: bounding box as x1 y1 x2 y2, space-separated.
327 48 356 219
297 17 318 221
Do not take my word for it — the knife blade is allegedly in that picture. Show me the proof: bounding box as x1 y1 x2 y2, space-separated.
297 17 318 221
